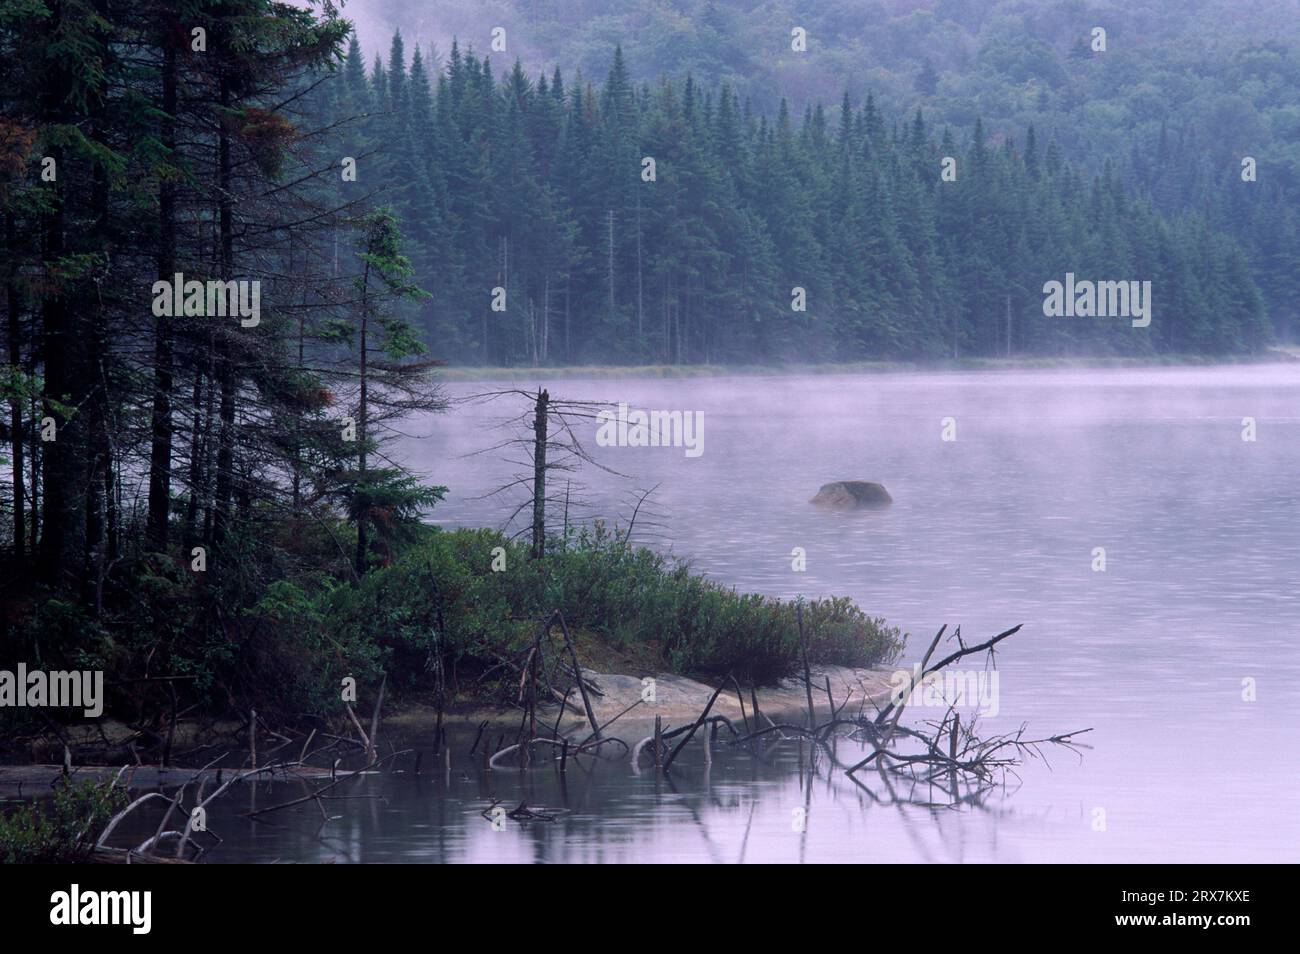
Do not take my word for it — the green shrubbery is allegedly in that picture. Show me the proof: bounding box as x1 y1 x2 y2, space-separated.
2 522 902 724
319 524 903 690
1 518 378 726
0 778 126 864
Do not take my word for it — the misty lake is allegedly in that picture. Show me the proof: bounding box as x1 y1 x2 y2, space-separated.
136 363 1300 863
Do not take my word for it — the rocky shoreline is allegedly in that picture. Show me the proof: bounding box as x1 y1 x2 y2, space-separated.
389 665 899 743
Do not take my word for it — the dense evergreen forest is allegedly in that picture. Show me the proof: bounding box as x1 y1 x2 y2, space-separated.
0 0 1294 721
0 1 895 723
332 0 1300 363
320 7 1293 365
0 0 1293 871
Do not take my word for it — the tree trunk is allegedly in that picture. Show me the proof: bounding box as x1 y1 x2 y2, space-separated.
84 64 113 600
636 189 643 354
213 75 236 543
5 213 24 561
607 209 615 321
354 263 370 577
38 132 92 587
1005 294 1012 357
541 276 549 363
28 385 38 550
182 365 204 551
531 389 548 559
145 22 177 551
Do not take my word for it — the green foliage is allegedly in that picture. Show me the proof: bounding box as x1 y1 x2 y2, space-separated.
354 206 427 302
249 575 386 714
329 12 1285 365
2 596 116 688
344 468 447 567
377 314 428 358
0 366 41 405
1 512 900 721
330 525 903 688
0 778 126 864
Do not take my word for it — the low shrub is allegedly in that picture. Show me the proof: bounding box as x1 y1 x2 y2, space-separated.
0 778 127 864
1 520 903 722
330 524 903 691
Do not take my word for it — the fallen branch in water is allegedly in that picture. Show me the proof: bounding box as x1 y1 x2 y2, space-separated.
489 734 626 770
662 682 727 771
650 623 1090 793
579 698 644 747
480 798 568 824
367 675 387 763
92 757 279 862
488 737 566 770
241 750 409 819
847 623 1032 777
552 610 601 740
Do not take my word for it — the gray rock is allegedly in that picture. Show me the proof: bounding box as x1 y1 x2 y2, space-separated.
809 480 892 508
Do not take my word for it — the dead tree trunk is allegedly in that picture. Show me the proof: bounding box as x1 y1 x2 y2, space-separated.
797 601 816 730
531 388 548 559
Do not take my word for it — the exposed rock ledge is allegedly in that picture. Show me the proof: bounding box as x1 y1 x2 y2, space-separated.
388 665 900 742
568 665 897 739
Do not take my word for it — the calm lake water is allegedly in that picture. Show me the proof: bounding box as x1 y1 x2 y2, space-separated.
128 363 1300 862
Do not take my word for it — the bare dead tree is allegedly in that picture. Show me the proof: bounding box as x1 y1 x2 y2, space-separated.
532 389 547 557
460 388 629 555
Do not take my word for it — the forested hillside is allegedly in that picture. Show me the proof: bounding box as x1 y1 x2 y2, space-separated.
323 22 1278 364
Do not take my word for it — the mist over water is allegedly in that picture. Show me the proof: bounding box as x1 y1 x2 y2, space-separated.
146 363 1299 863
394 363 1299 862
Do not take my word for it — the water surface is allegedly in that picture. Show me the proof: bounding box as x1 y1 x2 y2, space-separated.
135 364 1300 862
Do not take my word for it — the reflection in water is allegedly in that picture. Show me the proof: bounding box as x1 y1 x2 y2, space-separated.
114 364 1300 862
110 726 1085 864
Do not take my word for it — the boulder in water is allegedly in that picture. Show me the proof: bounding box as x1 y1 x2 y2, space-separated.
810 480 892 509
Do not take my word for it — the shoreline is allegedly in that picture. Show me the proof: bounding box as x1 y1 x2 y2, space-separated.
436 350 1299 381
387 664 899 743
0 665 899 793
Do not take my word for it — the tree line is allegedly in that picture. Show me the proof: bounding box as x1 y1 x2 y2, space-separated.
364 0 1300 343
331 33 1271 367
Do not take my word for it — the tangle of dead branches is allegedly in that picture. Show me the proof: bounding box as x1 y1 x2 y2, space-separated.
631 622 1091 798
